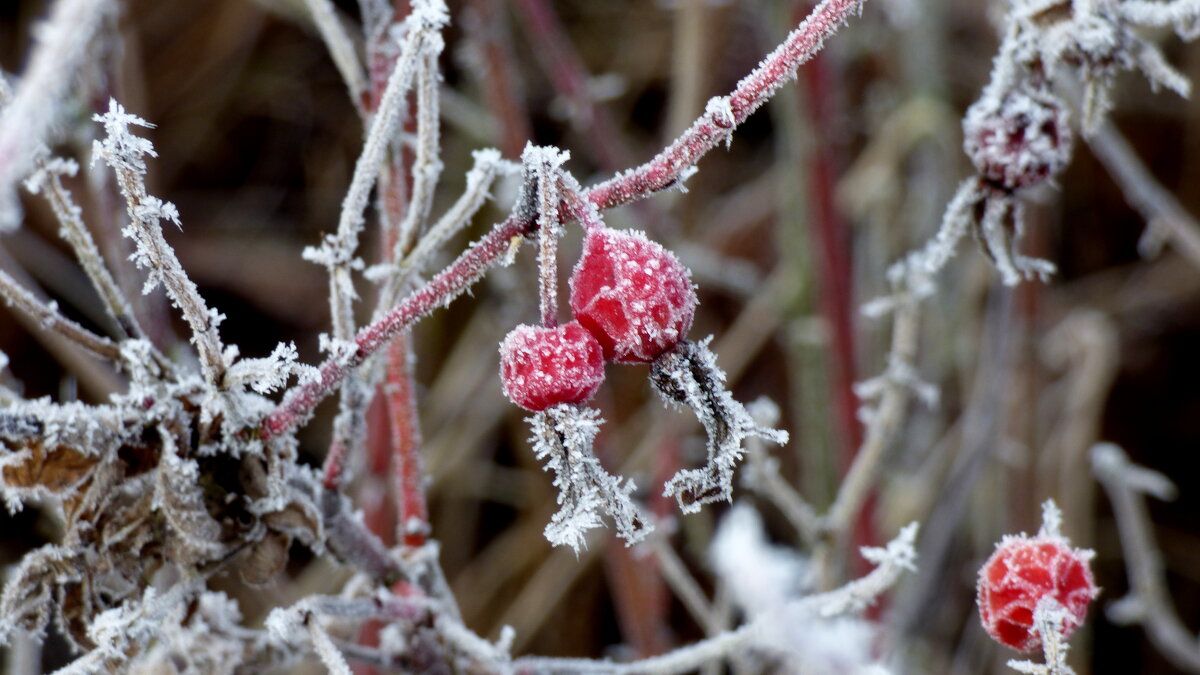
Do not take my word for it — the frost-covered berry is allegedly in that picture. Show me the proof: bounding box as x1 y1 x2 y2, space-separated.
963 88 1072 191
977 534 1097 652
500 321 605 411
569 227 697 363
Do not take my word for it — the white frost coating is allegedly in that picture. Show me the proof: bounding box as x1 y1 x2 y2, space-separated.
223 342 302 395
1006 598 1078 675
650 338 788 513
527 404 650 551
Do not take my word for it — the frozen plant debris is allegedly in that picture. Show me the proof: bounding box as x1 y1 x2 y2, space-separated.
651 338 788 513
527 404 650 551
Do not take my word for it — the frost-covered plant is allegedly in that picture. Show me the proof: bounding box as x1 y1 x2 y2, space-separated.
0 0 909 670
977 501 1098 658
1 0 1195 671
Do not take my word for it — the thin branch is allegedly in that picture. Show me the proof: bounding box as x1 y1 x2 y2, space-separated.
513 523 917 675
1086 120 1200 270
26 158 169 375
584 0 865 210
1091 443 1200 673
263 207 534 439
646 538 723 636
304 0 369 114
93 101 227 388
266 0 871 436
0 0 115 229
822 296 920 539
0 267 119 362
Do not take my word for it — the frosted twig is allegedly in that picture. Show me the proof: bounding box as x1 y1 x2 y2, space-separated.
0 268 119 362
24 157 169 377
823 296 920 540
263 202 536 439
1007 598 1077 675
585 0 867 210
306 613 354 675
303 0 368 113
884 178 981 298
387 333 430 548
646 537 724 636
391 50 444 261
308 5 437 342
316 3 447 489
512 523 918 674
267 0 867 436
1086 120 1200 270
741 399 821 546
0 0 115 229
1091 443 1200 672
525 145 570 327
388 148 506 285
92 100 227 388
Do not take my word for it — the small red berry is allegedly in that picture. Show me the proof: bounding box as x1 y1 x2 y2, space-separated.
977 534 1097 652
569 227 697 364
963 88 1072 191
499 321 605 411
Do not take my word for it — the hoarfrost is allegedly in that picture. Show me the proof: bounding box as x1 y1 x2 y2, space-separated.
650 338 788 513
528 404 650 551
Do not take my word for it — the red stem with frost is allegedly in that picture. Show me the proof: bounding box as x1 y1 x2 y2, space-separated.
261 0 867 439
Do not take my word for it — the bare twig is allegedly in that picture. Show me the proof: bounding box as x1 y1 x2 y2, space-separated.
0 267 119 362
303 0 368 114
1086 121 1200 270
93 101 227 388
0 0 115 228
1092 443 1200 673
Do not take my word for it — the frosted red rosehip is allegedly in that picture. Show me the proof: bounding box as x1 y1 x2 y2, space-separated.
963 88 1072 191
499 321 605 411
977 535 1097 652
569 227 697 364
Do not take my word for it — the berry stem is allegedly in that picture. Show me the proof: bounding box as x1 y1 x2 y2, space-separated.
529 148 566 327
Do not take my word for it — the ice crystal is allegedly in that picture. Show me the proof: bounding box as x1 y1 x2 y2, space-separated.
650 338 788 513
527 404 650 551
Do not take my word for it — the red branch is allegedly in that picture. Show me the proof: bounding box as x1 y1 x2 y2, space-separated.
260 0 867 440
586 0 863 211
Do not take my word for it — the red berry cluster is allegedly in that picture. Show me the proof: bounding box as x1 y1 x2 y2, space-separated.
977 534 1097 652
499 226 697 411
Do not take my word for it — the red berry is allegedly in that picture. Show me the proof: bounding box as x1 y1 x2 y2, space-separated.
569 228 697 364
977 535 1097 652
963 88 1071 191
499 321 605 411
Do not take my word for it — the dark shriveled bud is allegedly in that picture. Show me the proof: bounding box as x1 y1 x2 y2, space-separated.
963 88 1072 191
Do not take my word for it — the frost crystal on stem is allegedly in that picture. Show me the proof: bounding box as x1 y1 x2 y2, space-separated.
650 338 788 513
528 404 649 551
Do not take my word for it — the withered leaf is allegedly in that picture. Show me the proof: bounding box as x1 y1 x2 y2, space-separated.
2 442 98 492
239 531 290 586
